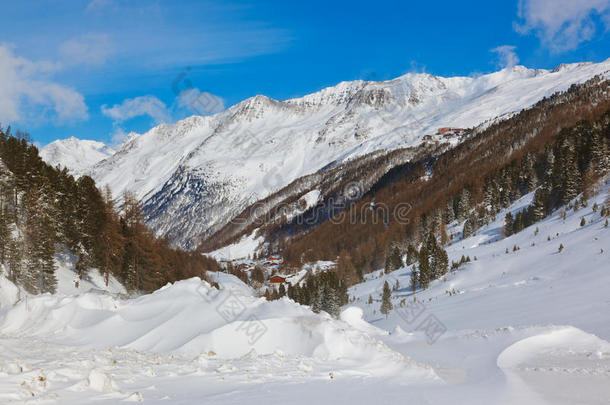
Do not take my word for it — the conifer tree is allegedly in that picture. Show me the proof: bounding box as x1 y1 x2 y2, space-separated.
6 237 23 284
384 245 402 274
445 199 455 224
542 148 555 191
0 206 10 262
457 189 470 221
504 212 514 236
406 244 418 265
22 183 57 294
380 281 393 318
462 217 473 239
558 138 580 205
531 189 547 222
384 250 393 274
418 245 431 289
311 285 323 313
426 233 448 279
324 285 340 318
589 131 605 173
410 267 418 292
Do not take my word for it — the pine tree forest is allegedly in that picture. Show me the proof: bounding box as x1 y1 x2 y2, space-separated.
0 129 220 294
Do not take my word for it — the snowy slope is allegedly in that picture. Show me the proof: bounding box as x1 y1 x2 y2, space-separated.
40 137 115 176
0 252 126 309
41 60 610 249
0 275 437 403
347 180 610 404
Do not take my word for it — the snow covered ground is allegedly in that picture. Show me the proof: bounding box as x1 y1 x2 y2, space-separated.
0 181 608 404
348 180 610 404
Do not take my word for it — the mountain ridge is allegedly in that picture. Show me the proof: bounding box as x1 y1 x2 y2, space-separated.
41 60 610 249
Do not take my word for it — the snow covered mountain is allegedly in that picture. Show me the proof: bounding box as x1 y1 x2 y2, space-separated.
40 137 115 175
41 60 610 249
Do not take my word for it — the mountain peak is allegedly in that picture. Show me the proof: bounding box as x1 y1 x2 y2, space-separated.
40 137 115 174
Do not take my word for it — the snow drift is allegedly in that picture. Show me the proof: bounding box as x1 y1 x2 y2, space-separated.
0 275 435 379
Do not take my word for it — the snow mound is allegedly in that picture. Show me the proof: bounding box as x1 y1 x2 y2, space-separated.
497 326 610 370
0 277 435 379
340 306 388 337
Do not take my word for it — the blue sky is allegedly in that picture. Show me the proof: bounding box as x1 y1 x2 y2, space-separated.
1 0 609 146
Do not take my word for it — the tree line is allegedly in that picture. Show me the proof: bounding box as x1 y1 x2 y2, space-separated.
0 128 219 294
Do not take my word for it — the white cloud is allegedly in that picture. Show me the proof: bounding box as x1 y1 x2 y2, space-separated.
176 88 225 115
0 44 88 124
515 0 610 51
490 45 520 69
59 33 113 66
101 95 170 124
102 88 225 130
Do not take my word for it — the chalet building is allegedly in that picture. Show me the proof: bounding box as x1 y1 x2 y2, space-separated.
264 256 281 266
437 127 465 136
269 275 286 284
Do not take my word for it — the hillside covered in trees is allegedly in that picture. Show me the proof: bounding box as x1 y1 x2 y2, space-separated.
0 129 219 294
280 76 610 287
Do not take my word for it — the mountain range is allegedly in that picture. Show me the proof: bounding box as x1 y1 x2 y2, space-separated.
41 60 610 249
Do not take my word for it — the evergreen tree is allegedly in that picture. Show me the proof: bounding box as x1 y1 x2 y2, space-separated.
0 206 10 262
23 184 57 294
445 199 455 224
384 245 403 273
462 217 473 239
311 285 323 313
589 131 605 173
410 267 418 292
380 281 393 318
504 212 514 236
75 175 106 276
457 189 470 221
426 233 448 279
432 208 443 233
542 148 555 193
6 237 23 284
418 245 431 289
406 244 418 265
384 250 393 274
531 189 547 222
323 285 340 318
558 138 580 205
